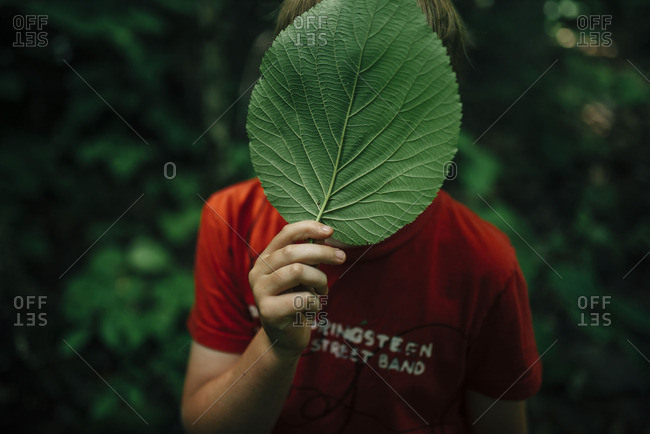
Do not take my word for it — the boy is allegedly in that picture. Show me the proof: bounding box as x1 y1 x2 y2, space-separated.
181 1 541 433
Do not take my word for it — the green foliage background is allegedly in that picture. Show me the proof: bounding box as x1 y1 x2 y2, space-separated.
1 0 648 432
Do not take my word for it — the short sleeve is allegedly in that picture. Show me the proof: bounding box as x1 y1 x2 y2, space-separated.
465 264 542 400
187 196 255 354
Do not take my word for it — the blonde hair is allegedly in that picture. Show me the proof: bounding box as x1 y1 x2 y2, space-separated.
275 0 466 66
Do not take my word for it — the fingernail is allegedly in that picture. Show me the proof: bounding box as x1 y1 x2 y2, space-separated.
335 249 345 260
322 225 332 232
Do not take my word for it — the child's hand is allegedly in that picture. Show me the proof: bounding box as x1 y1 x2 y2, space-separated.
249 221 346 359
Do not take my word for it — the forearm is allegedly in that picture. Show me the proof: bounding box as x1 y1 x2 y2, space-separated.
182 329 299 434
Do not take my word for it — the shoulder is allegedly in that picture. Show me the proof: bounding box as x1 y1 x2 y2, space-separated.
202 178 275 224
203 178 267 215
433 191 519 285
200 178 286 253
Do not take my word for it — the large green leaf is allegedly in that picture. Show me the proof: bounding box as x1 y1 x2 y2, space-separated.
247 0 461 245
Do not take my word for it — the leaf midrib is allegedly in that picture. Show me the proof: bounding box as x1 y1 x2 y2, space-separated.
314 48 367 223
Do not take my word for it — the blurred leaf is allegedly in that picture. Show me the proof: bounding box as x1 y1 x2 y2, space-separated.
128 238 170 272
159 208 201 244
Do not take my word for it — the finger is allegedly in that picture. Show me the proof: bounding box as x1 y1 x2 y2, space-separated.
258 263 328 296
279 285 318 297
262 221 333 257
260 243 345 274
258 291 323 322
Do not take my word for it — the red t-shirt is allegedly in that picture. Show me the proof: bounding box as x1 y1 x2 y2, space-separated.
188 178 542 433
